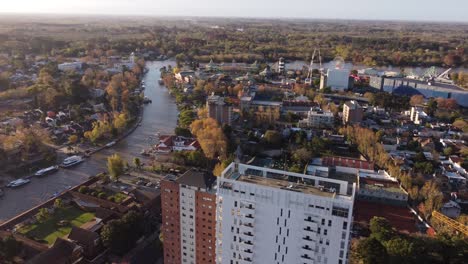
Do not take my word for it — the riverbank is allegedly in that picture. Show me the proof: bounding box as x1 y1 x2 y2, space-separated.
0 60 178 222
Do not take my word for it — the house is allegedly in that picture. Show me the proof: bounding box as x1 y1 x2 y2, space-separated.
28 238 84 264
409 106 427 125
67 227 102 259
440 201 461 218
156 135 200 153
175 71 195 84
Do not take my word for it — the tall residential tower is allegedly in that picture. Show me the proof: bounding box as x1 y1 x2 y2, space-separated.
216 163 355 264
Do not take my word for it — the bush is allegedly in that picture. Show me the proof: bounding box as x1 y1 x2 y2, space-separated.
78 186 89 194
98 192 107 199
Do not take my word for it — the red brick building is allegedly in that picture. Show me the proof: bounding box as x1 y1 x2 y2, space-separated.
161 170 217 264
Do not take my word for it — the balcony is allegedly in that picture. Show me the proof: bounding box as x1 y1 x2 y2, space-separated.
240 206 255 215
243 249 254 259
300 256 315 264
303 227 315 233
304 217 316 223
240 232 254 242
242 216 255 225
243 232 254 237
303 236 314 241
242 222 254 228
240 224 253 234
240 241 254 251
301 245 314 255
241 258 253 263
245 214 254 219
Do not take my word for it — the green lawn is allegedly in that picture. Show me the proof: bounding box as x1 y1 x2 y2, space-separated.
18 206 95 245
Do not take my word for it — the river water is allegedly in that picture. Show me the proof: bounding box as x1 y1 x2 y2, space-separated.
0 60 178 222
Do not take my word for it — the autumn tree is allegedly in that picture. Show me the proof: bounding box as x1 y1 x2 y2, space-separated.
410 95 424 106
263 130 282 147
190 118 228 160
107 154 125 181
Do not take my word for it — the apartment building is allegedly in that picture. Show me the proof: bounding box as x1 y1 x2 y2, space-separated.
207 94 233 126
161 170 217 264
299 108 335 128
216 163 355 264
342 100 363 125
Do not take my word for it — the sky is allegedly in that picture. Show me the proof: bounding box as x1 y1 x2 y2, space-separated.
2 0 467 22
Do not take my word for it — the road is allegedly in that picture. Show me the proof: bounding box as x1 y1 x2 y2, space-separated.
0 60 178 222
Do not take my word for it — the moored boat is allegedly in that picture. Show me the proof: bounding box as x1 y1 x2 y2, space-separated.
6 178 31 188
61 155 84 168
34 165 59 177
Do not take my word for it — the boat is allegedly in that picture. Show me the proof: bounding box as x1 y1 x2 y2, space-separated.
34 165 59 177
140 149 150 156
0 188 4 197
6 178 31 188
143 97 152 104
105 141 116 148
158 79 164 85
61 155 84 168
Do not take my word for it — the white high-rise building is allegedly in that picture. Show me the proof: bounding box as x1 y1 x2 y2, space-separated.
216 163 355 264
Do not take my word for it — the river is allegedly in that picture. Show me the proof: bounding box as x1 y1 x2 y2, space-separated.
0 60 178 222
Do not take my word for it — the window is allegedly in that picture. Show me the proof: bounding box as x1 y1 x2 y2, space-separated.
321 219 325 225
332 206 349 218
324 229 328 235
328 220 332 227
343 221 348 230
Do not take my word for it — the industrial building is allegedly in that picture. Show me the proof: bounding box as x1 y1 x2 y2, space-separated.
320 68 351 91
216 162 355 264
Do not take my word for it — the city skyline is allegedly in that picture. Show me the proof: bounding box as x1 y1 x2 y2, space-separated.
2 0 468 22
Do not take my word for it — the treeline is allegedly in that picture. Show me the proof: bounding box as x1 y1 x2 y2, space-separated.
340 125 443 218
1 20 467 71
351 217 468 264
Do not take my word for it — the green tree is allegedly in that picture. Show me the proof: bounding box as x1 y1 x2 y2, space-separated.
355 237 388 264
426 98 438 116
101 211 144 255
384 237 414 263
107 154 124 181
53 198 64 209
370 217 395 242
0 236 22 260
36 208 50 222
133 157 141 170
293 148 312 165
443 147 453 156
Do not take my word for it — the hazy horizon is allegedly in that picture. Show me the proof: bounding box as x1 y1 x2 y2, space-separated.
2 0 468 23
